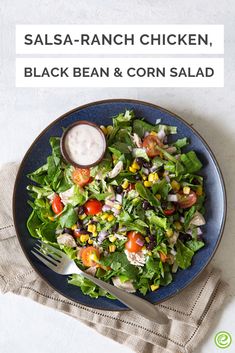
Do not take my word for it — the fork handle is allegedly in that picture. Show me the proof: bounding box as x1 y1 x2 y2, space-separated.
79 271 169 324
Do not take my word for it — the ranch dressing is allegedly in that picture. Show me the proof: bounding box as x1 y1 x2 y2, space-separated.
64 124 105 166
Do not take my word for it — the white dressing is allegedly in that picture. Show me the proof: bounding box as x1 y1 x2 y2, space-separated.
64 124 105 166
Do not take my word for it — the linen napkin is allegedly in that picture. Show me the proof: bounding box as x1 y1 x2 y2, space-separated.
0 162 228 353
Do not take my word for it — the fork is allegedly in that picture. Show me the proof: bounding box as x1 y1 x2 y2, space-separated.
31 240 169 323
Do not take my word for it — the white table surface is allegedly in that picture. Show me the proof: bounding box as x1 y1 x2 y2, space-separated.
1 0 235 352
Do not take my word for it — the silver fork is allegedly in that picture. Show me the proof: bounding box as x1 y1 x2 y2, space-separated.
31 240 169 323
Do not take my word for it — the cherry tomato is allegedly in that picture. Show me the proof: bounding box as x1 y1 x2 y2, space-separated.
81 246 100 267
142 135 163 158
159 252 168 263
84 199 103 215
125 231 145 253
51 194 64 214
178 191 197 209
163 205 176 216
72 168 91 187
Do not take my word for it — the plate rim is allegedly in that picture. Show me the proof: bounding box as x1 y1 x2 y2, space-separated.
12 98 227 311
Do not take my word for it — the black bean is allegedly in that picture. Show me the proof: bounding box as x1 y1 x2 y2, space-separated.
149 234 155 242
143 161 152 169
63 228 73 235
147 241 156 250
135 174 141 180
142 200 151 210
178 233 192 243
77 206 85 215
116 185 123 194
136 157 145 166
112 223 119 233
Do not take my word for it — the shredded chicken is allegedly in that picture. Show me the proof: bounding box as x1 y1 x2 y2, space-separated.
59 187 74 205
57 233 77 248
190 211 206 226
108 161 123 178
112 277 136 293
124 249 146 267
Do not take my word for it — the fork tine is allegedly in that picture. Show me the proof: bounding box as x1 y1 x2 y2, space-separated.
36 240 64 258
31 250 58 270
34 242 61 262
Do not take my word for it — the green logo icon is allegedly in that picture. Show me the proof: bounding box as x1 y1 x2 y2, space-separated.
214 331 232 349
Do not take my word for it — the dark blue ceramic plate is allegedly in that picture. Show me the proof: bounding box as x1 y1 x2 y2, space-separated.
13 99 226 311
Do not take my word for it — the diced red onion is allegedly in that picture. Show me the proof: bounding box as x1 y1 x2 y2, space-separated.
186 229 193 236
105 199 115 207
119 226 127 232
102 204 111 212
115 194 123 203
180 216 185 222
167 194 178 202
163 136 168 144
136 238 145 246
165 175 170 183
97 230 108 244
150 166 158 173
157 129 166 141
112 207 120 215
197 227 203 236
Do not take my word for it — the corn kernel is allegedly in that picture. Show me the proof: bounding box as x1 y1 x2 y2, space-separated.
142 246 146 251
145 236 150 243
48 216 55 221
88 224 96 233
114 204 122 210
171 180 180 192
174 221 182 230
122 180 129 189
80 234 89 242
144 180 152 187
159 152 163 159
107 214 115 222
132 160 140 170
88 239 93 245
147 251 152 256
93 232 98 237
166 228 173 237
142 175 147 180
109 235 117 242
106 125 113 134
150 131 157 136
101 213 109 220
196 186 203 196
129 166 137 173
71 224 77 230
156 194 161 200
148 173 159 182
100 125 107 135
183 186 190 195
79 213 87 220
109 245 116 252
151 284 159 291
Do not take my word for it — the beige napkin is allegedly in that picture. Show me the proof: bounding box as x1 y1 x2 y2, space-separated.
0 163 228 353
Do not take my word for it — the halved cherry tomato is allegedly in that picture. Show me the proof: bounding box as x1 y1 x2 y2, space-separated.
84 199 103 215
178 191 197 209
51 194 64 214
163 205 176 216
81 246 100 267
142 135 163 157
128 183 135 191
72 168 91 187
159 252 168 263
125 231 145 253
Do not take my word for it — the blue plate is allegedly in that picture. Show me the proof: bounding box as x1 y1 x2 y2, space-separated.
13 99 226 311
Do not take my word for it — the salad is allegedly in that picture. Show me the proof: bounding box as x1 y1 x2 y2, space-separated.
27 110 206 298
